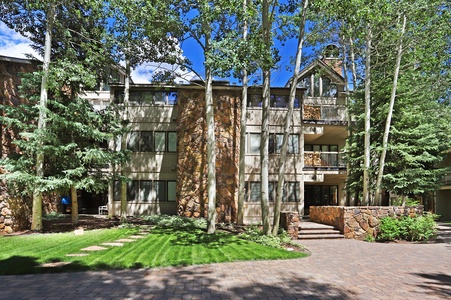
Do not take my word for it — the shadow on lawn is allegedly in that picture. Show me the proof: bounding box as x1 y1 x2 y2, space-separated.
0 255 122 275
0 262 357 299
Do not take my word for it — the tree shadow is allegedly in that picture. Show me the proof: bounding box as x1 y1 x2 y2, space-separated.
0 262 357 299
411 272 451 298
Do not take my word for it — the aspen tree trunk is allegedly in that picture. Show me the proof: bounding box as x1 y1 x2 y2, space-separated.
260 0 271 235
272 0 308 236
374 15 406 205
238 0 248 225
347 35 358 206
31 3 55 231
362 26 372 206
120 59 131 222
70 185 78 226
205 22 217 234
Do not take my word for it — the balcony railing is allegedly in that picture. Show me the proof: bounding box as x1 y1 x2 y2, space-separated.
303 105 346 122
304 151 346 168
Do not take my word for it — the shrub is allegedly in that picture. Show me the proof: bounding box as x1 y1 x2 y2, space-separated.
238 225 291 249
376 213 438 242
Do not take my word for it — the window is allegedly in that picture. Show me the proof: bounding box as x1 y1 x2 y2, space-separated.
154 132 166 152
268 134 299 154
127 131 177 153
248 94 300 108
168 132 177 152
167 181 177 201
300 73 337 98
248 134 261 153
114 90 178 105
114 180 176 202
244 181 300 202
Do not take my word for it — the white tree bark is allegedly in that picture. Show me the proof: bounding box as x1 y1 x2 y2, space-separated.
374 14 406 205
260 0 271 235
238 0 248 225
363 26 372 206
120 58 130 222
31 3 55 231
272 0 308 235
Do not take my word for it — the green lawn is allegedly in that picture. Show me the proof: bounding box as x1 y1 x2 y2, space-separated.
0 226 306 275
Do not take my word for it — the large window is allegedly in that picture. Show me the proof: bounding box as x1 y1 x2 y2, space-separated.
113 180 176 202
127 131 177 152
300 74 337 98
247 94 300 108
248 133 299 154
114 90 177 105
244 181 300 202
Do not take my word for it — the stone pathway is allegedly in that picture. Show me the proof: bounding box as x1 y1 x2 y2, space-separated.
36 226 152 268
6 237 448 299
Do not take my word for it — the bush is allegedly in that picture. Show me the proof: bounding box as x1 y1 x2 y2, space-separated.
376 213 438 242
238 225 291 249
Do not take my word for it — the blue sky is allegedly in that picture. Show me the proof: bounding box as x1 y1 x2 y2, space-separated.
0 20 298 87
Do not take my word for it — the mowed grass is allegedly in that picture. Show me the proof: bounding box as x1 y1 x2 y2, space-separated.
0 226 306 275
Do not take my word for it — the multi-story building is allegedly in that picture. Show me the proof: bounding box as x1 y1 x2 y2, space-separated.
104 49 349 223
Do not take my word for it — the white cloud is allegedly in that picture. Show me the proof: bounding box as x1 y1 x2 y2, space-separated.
0 21 196 84
131 62 197 84
0 22 40 59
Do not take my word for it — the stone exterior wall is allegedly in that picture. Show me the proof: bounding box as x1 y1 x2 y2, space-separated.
310 205 424 240
1 58 38 233
176 88 241 223
280 212 299 239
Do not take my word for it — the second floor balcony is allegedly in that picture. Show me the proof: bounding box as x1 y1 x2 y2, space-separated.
304 151 346 169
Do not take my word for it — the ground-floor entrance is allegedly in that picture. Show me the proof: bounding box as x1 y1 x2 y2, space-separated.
304 185 338 215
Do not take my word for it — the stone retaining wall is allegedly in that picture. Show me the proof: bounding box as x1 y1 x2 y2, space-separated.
280 211 299 239
310 205 424 240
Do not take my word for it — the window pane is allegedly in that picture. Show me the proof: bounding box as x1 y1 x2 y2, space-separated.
127 180 139 201
248 94 262 107
167 92 178 105
314 76 320 97
154 181 166 201
140 180 153 202
140 131 153 152
276 134 283 153
168 132 177 152
249 134 260 153
288 134 299 154
313 145 321 152
153 92 166 104
269 134 275 154
268 181 275 202
285 182 300 202
113 180 121 201
129 91 142 103
167 181 176 201
305 144 313 151
127 131 140 152
154 132 166 151
301 77 311 97
321 145 329 152
272 95 288 108
142 91 153 104
330 145 338 152
249 182 260 202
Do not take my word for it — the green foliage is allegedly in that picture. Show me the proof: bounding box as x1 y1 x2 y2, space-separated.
239 225 292 249
376 213 438 242
364 234 375 243
140 215 207 230
42 212 66 220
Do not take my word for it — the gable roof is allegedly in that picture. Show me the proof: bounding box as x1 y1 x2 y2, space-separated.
286 59 345 87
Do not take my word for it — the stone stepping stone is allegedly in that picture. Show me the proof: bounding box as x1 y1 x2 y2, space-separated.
136 232 150 235
129 235 145 239
38 261 72 268
81 245 108 251
116 238 135 243
66 253 89 257
102 242 124 247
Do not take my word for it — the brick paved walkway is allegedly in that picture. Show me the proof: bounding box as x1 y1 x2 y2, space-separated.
1 239 450 299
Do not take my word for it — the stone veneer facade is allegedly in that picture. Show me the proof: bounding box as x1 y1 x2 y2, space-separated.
1 57 38 233
176 88 241 223
310 205 424 240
